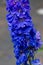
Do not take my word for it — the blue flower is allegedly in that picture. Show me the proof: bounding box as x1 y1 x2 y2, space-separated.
31 59 41 65
6 0 42 65
14 46 20 59
16 53 28 65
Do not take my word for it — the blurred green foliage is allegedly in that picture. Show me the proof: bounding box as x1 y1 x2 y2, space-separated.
38 46 43 52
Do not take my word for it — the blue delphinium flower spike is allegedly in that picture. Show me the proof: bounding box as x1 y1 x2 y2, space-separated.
6 0 42 65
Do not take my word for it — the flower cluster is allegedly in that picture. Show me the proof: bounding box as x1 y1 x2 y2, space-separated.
6 0 42 65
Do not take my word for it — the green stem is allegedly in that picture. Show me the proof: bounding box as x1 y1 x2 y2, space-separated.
29 57 32 65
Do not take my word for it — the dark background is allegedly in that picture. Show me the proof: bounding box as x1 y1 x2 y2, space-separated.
0 0 43 65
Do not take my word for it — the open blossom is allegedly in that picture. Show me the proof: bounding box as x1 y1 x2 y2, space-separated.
6 0 42 65
35 31 41 40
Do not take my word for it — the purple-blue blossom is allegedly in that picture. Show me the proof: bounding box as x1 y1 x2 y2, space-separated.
31 59 41 65
6 0 42 65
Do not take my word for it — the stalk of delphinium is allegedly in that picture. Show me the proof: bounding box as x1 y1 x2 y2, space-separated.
6 0 42 65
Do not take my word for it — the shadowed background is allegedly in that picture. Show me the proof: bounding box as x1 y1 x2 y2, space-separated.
0 0 43 65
